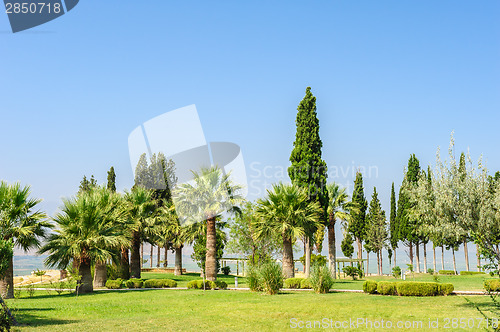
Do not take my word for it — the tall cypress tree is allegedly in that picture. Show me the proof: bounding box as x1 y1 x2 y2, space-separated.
107 166 116 192
389 182 398 267
288 87 328 275
397 154 420 267
348 171 367 260
365 187 388 275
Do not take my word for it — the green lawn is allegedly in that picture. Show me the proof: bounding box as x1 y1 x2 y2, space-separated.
6 289 496 331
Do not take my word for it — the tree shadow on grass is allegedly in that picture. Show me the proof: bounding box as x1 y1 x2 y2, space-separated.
12 307 77 328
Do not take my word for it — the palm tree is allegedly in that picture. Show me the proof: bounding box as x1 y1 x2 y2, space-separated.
0 182 50 298
326 183 358 279
40 187 131 293
125 187 157 279
254 183 322 279
173 166 244 281
154 201 186 275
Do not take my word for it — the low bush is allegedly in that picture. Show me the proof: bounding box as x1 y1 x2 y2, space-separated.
377 281 397 295
105 279 123 289
310 265 334 294
186 280 223 290
484 279 500 292
284 278 304 289
427 268 434 275
259 261 283 295
438 270 456 275
392 266 401 278
363 280 377 294
0 304 12 332
396 282 438 296
437 283 454 296
221 266 231 275
144 279 177 288
460 271 486 275
214 280 228 290
125 278 144 289
300 278 312 289
343 266 363 280
247 267 262 292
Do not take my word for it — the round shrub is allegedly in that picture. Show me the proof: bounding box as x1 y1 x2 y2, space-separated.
396 282 438 296
310 265 334 294
221 266 231 275
105 279 124 289
284 278 304 289
484 279 500 292
125 278 144 289
144 279 176 288
214 280 228 290
162 279 177 288
438 270 456 275
187 280 199 289
363 280 377 294
377 281 397 295
437 283 454 296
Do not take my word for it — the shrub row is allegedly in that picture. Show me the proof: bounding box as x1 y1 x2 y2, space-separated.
186 280 228 290
438 270 456 275
284 278 311 289
105 278 177 289
484 279 500 292
363 281 454 296
460 271 486 275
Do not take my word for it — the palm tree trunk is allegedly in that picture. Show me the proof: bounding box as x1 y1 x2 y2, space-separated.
452 248 457 275
141 242 144 268
93 261 107 288
163 245 168 268
0 255 14 299
157 245 161 268
409 242 414 267
464 240 470 272
130 231 142 278
356 238 363 260
150 245 153 268
476 243 481 272
366 251 369 276
441 245 445 271
119 247 130 279
305 237 311 278
327 216 336 278
174 245 183 276
282 235 295 279
415 241 421 273
205 217 218 281
423 242 427 273
77 256 93 294
433 244 436 272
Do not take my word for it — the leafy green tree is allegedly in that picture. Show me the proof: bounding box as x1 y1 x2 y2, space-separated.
40 187 131 293
348 172 367 261
190 225 226 275
0 237 16 328
254 183 323 278
107 167 116 192
364 187 388 275
78 175 97 195
389 182 398 267
0 182 50 299
173 166 244 281
326 183 358 278
227 202 281 265
288 87 328 277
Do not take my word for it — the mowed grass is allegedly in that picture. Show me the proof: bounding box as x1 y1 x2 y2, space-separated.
6 289 491 331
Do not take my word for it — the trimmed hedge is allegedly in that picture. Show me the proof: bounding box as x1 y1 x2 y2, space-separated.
105 279 124 289
363 280 377 294
186 280 227 290
438 270 456 275
377 281 397 295
460 271 486 275
438 283 454 296
144 279 177 288
484 279 500 292
396 282 438 296
301 278 312 289
125 278 144 289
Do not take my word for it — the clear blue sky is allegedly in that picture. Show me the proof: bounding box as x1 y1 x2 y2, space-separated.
1 0 499 219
